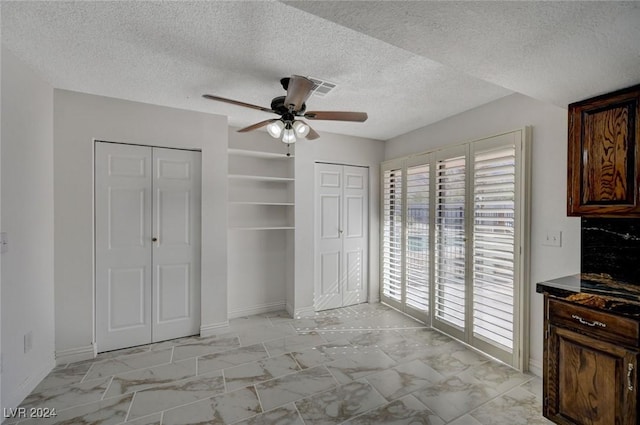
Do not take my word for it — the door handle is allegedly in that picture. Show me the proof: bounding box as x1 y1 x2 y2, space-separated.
152 237 158 242
338 229 343 235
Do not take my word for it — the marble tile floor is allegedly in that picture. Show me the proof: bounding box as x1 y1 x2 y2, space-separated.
8 303 552 425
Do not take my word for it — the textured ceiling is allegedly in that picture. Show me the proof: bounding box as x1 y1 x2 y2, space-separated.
2 1 639 141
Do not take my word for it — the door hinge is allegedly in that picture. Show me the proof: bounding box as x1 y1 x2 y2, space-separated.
545 329 549 340
544 396 548 408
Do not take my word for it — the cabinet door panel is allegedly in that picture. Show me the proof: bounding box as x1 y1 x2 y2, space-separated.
547 325 638 425
568 85 640 216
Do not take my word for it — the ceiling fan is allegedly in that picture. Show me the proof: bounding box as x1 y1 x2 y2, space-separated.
203 75 368 144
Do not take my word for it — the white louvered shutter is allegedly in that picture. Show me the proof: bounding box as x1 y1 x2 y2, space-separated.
434 154 466 330
382 168 403 302
405 164 429 313
472 145 516 351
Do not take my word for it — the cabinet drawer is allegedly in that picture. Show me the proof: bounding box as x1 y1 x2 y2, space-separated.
548 299 640 347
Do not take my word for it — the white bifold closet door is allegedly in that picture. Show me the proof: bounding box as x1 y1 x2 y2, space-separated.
95 142 201 352
315 163 368 311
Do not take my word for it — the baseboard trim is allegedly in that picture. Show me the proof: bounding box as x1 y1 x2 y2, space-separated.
228 301 286 319
285 302 294 317
528 358 542 377
3 358 55 412
200 321 230 337
55 343 96 365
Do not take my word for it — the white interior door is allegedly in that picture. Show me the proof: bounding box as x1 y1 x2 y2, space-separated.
96 143 153 351
315 163 368 311
152 148 201 342
96 142 201 352
342 166 368 306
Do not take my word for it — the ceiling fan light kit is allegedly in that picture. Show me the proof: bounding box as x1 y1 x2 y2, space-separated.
203 75 368 147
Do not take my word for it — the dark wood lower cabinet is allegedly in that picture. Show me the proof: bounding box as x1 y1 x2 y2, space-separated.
543 296 639 425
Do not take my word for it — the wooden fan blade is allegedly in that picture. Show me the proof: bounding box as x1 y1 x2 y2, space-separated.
304 111 368 122
202 94 274 113
300 120 320 140
284 75 314 112
237 119 278 133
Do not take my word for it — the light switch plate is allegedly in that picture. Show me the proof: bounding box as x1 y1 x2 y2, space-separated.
543 230 562 247
0 232 7 253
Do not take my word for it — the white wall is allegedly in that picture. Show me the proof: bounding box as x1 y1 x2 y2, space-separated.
294 132 385 314
1 48 55 411
385 93 581 374
53 90 228 362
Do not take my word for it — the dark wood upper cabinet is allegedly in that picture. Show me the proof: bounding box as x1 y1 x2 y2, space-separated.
568 84 640 216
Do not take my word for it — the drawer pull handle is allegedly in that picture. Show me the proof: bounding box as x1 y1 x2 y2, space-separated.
571 314 606 328
628 363 634 392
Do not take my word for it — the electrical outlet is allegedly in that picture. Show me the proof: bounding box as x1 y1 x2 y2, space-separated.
24 331 33 353
543 230 562 247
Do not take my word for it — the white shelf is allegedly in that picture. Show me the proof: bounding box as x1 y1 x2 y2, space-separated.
229 201 294 206
228 148 294 159
229 174 294 182
229 226 295 230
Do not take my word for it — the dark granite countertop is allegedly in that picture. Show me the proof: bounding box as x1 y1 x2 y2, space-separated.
536 273 640 318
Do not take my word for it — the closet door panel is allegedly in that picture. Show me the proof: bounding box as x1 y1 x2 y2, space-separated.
315 164 343 310
152 148 201 342
96 142 153 351
342 166 368 306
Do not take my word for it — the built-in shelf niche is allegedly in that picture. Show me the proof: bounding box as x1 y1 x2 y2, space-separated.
227 144 294 230
227 135 295 319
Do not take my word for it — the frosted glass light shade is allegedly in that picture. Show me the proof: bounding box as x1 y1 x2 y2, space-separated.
282 128 296 144
267 120 285 138
292 121 310 137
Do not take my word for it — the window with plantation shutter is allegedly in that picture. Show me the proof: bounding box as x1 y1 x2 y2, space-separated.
380 128 529 369
406 164 429 313
472 144 516 351
434 154 466 331
382 168 403 302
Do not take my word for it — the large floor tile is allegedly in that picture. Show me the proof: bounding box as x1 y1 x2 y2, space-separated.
255 366 337 411
124 413 162 425
326 349 397 384
365 359 443 400
411 374 499 422
197 343 269 375
18 394 134 425
469 386 554 425
171 333 241 361
295 380 387 425
224 353 301 391
263 332 327 356
18 376 111 412
127 371 226 419
105 358 196 397
416 344 488 377
456 361 531 395
235 323 298 346
290 339 357 369
32 361 93 392
161 386 261 425
344 395 445 425
84 348 173 380
233 404 303 425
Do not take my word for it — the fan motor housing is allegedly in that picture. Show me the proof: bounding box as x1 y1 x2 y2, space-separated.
271 96 306 116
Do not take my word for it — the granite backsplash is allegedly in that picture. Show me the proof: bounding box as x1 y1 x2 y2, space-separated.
582 217 640 285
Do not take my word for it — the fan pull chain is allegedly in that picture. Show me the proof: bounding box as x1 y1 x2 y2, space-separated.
286 143 291 157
